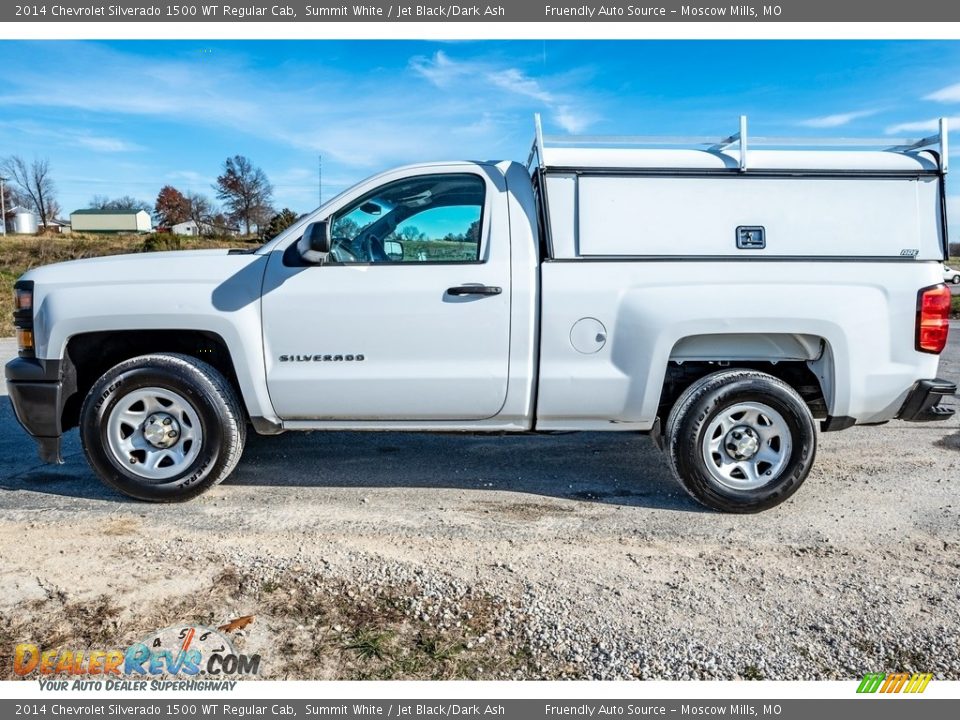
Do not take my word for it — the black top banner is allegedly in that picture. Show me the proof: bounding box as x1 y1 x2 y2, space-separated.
5 0 960 22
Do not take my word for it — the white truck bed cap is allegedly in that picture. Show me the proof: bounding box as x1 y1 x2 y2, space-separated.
529 114 947 174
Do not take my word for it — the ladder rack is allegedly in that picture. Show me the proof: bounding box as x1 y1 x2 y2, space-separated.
527 114 949 174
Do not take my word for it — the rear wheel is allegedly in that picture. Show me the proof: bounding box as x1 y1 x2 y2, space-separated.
663 369 816 513
80 353 246 502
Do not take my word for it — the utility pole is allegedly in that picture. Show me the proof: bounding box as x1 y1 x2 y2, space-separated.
318 154 322 208
0 176 7 237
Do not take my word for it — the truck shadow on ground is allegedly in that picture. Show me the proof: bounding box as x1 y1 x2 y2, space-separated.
0 399 701 511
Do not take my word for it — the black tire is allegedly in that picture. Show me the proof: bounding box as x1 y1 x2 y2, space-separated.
80 353 246 502
952 276 960 285
663 369 816 513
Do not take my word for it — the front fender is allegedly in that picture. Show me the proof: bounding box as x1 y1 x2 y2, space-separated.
29 253 277 423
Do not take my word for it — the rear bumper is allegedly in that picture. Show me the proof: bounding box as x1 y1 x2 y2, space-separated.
4 357 66 464
896 378 957 422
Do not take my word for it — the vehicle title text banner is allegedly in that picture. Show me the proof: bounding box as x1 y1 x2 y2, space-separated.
5 0 960 23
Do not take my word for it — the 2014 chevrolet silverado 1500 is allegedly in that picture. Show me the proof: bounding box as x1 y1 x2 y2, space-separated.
6 116 956 511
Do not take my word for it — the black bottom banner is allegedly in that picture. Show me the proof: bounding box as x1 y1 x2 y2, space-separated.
3 699 958 720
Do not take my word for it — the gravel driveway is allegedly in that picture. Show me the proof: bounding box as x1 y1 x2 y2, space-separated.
1 328 958 681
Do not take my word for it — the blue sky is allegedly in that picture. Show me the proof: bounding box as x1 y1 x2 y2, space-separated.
3 40 960 225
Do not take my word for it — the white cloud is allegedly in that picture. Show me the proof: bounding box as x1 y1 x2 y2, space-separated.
74 135 143 153
0 119 142 153
925 83 960 103
0 43 607 213
408 50 465 87
885 116 960 135
410 50 598 135
799 109 878 129
555 105 595 134
1 45 552 172
487 68 555 104
164 170 214 190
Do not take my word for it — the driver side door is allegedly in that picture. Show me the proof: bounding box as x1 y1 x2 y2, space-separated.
260 166 512 422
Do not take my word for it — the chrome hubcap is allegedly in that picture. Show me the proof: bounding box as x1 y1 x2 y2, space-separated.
702 402 792 491
724 425 760 460
142 413 181 449
106 388 203 482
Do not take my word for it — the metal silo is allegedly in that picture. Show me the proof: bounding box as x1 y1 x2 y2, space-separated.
13 210 38 234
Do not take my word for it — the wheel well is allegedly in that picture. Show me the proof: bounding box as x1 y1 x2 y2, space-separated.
658 360 828 424
61 330 244 432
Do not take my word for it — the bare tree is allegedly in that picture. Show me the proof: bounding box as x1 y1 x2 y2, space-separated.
46 199 62 224
185 191 215 233
215 155 274 235
89 195 152 213
1 180 18 227
1 156 57 228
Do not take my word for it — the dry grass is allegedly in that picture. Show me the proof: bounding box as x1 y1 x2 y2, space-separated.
0 567 536 681
0 232 251 336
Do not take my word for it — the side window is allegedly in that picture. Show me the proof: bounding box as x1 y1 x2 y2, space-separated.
329 173 485 264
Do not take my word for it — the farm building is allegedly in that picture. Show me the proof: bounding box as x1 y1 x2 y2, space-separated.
4 207 38 234
3 209 70 234
171 219 240 237
171 220 200 236
70 208 152 233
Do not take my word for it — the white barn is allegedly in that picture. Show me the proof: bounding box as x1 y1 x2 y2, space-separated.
171 220 200 236
171 219 240 237
70 209 152 233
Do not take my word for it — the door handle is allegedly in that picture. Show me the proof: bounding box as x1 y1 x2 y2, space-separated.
446 285 502 296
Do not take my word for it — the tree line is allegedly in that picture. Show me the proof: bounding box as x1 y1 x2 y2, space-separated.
1 154 301 238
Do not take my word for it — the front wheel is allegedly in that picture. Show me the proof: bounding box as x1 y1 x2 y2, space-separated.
80 353 246 502
952 275 960 285
663 369 817 513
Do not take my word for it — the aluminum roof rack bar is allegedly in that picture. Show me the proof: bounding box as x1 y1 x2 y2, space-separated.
526 112 546 172
887 117 948 173
534 114 949 174
710 115 748 172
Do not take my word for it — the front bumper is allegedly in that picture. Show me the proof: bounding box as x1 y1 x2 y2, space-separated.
5 356 68 463
896 378 957 422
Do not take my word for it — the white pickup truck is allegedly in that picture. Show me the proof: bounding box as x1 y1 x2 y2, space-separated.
6 116 956 512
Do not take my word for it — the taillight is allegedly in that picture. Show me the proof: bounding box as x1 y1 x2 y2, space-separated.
916 284 951 354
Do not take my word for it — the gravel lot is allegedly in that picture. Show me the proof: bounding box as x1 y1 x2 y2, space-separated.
1 328 958 681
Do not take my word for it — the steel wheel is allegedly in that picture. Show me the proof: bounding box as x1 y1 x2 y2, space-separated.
664 369 816 512
105 387 203 482
700 401 792 491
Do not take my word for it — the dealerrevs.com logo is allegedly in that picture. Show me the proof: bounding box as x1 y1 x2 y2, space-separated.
14 621 260 691
857 672 934 694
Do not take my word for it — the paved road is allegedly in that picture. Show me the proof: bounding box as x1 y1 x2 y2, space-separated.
1 329 958 681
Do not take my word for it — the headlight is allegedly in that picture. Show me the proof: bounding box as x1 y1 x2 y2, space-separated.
14 287 33 311
13 280 34 356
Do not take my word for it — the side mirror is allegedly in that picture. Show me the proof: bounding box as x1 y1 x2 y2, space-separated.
384 239 404 261
298 221 331 263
